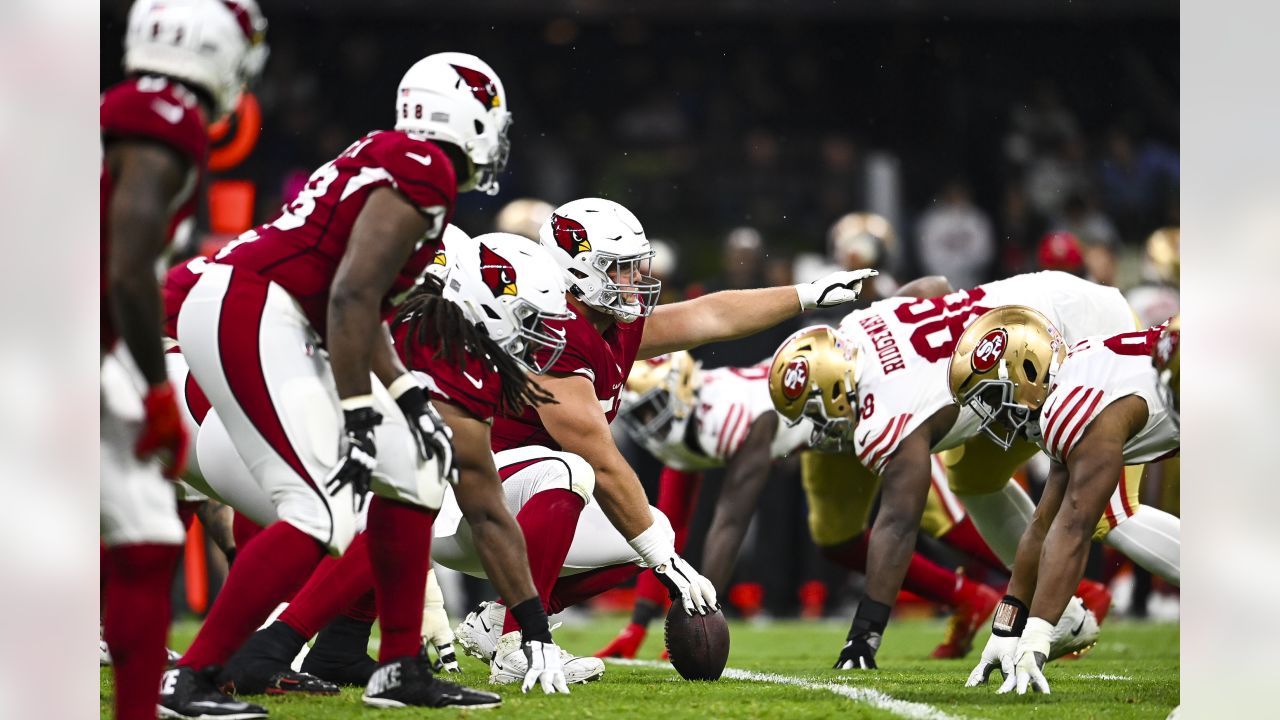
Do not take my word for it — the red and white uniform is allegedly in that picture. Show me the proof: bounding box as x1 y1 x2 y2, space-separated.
637 362 810 472
177 131 456 553
160 257 216 501
1039 326 1180 466
837 271 1134 474
393 323 674 577
100 76 207 547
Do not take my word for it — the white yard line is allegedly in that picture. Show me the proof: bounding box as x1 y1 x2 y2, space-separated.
1078 673 1130 681
606 658 969 720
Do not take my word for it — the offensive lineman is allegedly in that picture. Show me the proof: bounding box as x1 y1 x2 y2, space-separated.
950 309 1180 695
101 1 265 717
768 271 1180 669
167 53 515 714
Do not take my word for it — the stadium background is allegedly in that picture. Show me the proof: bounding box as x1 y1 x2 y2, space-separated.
99 0 1178 622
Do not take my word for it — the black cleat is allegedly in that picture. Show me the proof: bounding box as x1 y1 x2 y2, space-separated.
157 665 268 719
220 622 338 696
301 615 379 687
363 652 502 710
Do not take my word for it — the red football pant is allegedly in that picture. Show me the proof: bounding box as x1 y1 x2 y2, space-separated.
103 544 182 720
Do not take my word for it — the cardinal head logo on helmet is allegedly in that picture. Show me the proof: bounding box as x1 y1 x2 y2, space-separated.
550 213 592 257
451 64 501 109
479 243 518 296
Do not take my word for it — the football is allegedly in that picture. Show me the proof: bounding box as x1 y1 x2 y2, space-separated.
664 604 731 681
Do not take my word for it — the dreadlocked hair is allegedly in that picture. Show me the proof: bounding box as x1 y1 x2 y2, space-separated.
392 275 557 415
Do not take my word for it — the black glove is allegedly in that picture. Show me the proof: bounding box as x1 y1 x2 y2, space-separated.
324 406 381 512
395 385 458 485
834 599 891 670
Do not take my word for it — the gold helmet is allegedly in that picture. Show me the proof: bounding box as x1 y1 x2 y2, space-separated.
768 325 859 452
1153 314 1180 426
828 212 896 270
617 351 702 441
948 305 1066 449
495 198 554 241
1145 227 1180 286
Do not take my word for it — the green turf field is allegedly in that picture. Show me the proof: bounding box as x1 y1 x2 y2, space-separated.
102 613 1178 719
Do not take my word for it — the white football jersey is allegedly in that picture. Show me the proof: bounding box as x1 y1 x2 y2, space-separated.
1125 283 1179 329
837 271 1134 473
1037 325 1179 465
636 362 811 471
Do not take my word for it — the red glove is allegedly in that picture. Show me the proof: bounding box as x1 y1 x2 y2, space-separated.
135 382 189 479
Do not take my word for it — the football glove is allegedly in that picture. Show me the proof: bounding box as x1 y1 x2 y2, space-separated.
393 381 458 486
520 640 570 694
795 269 878 310
834 599 890 670
422 569 459 673
997 617 1053 695
966 595 1026 687
653 555 718 616
324 405 380 513
135 382 189 479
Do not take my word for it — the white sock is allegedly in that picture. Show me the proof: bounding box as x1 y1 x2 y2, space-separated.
955 482 1035 567
1103 506 1181 586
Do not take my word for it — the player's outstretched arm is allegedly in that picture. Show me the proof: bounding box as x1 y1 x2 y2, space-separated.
700 413 779 590
534 372 718 615
895 275 954 299
638 269 876 360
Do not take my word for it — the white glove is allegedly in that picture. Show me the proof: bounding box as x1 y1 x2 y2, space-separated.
521 640 570 694
654 555 718 616
964 632 1017 687
422 570 459 673
795 269 878 309
998 617 1053 695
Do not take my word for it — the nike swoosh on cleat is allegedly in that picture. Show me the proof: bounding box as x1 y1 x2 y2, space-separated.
1071 619 1086 636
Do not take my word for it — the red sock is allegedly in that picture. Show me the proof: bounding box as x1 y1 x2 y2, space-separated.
501 489 585 634
180 521 325 669
941 517 1006 572
818 534 871 571
547 564 643 614
344 589 379 624
232 511 262 550
100 543 109 610
658 467 702 551
103 543 182 720
903 552 965 606
278 532 373 639
368 497 435 662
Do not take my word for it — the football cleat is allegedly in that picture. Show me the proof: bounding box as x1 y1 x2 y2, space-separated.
301 615 379 686
220 622 337 695
455 600 506 663
1048 596 1101 659
363 652 501 709
157 665 268 719
931 581 1002 659
490 631 604 685
594 622 647 659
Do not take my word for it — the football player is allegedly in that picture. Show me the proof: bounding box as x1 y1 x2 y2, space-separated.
949 308 1181 694
768 271 1179 670
167 53 514 713
100 1 266 718
595 351 1006 660
450 197 877 665
208 232 576 696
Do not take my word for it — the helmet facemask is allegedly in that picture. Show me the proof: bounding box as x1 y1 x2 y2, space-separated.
588 250 662 323
467 113 511 196
503 296 570 374
802 398 855 453
960 378 1036 450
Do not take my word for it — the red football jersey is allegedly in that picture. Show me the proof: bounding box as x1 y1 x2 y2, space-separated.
490 309 647 452
213 130 457 339
162 255 213 339
101 76 208 351
392 321 504 423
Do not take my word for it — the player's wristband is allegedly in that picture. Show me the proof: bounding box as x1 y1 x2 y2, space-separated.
848 599 891 639
627 522 675 568
387 373 420 401
991 595 1029 637
339 394 375 412
509 597 554 645
342 406 382 432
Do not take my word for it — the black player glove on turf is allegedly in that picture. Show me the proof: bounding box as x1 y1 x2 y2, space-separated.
835 599 891 670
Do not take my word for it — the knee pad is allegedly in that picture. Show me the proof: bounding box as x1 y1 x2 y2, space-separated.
562 452 596 502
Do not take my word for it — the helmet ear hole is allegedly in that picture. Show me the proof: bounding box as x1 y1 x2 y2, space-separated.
474 119 485 134
1023 359 1039 383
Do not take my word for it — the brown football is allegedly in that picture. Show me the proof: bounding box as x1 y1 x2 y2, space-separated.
664 604 730 680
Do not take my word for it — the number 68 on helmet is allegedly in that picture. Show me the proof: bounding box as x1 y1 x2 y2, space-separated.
767 326 859 452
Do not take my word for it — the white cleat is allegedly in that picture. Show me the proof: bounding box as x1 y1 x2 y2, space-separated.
488 632 604 686
100 640 112 666
455 601 506 663
1049 596 1101 659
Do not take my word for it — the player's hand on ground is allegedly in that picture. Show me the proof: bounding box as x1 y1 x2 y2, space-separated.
325 406 380 512
521 640 570 694
997 618 1053 695
395 384 458 485
965 632 1017 687
833 632 881 670
795 269 878 309
654 555 719 616
136 381 189 479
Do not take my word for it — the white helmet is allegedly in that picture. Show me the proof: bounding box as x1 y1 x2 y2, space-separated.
423 223 472 281
395 52 512 196
443 233 571 374
124 0 266 119
539 198 662 323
